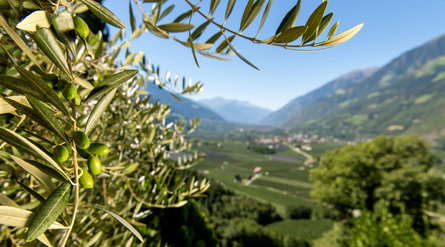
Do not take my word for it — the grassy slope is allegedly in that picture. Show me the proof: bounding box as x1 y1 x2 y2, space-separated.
194 140 342 242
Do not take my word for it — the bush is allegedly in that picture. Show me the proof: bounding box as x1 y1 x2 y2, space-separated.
287 205 312 220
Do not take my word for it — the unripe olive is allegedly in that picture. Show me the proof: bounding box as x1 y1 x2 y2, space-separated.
53 145 69 162
87 156 102 175
55 89 63 98
63 83 77 102
88 143 110 156
73 131 90 149
74 95 81 105
79 168 94 189
74 16 89 39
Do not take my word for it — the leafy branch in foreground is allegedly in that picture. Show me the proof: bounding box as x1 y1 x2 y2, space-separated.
132 0 363 68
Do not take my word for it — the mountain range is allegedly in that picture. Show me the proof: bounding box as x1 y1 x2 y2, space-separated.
198 97 272 124
263 34 445 139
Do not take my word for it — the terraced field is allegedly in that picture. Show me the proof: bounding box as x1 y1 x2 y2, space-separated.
193 139 342 242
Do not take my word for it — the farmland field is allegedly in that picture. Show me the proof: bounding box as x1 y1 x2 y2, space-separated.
193 139 342 242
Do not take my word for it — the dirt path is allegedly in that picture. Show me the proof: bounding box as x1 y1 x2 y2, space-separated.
244 173 262 186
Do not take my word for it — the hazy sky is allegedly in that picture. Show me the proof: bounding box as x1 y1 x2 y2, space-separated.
104 0 445 110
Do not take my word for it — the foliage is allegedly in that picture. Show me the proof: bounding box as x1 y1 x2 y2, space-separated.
248 144 276 154
0 0 361 245
314 208 438 247
287 205 312 220
144 199 218 247
310 135 445 234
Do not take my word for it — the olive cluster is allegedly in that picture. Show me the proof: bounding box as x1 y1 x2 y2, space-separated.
53 131 110 189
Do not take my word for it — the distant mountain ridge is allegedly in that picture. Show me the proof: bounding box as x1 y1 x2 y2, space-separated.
261 67 379 126
273 34 445 139
199 97 272 124
145 83 224 121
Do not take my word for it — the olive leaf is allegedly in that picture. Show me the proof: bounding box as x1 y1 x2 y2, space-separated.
11 155 57 192
0 206 68 229
275 0 301 34
317 23 364 46
0 75 48 102
225 0 236 20
0 194 20 207
15 66 70 116
26 182 72 241
16 10 51 32
35 27 71 76
16 180 46 202
85 88 117 134
79 0 125 28
0 128 70 181
302 1 328 43
87 69 139 101
94 206 144 242
27 95 69 143
222 33 259 70
0 16 43 70
157 23 195 33
274 26 307 44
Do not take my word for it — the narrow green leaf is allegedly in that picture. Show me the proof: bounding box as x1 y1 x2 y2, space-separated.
240 0 265 31
240 0 255 31
216 35 234 53
0 128 69 181
0 75 45 101
85 88 116 134
210 0 221 15
275 0 301 34
157 23 194 33
144 20 169 39
16 10 51 32
274 26 307 43
159 5 174 21
3 97 53 131
0 194 20 207
256 0 273 37
35 27 70 76
0 16 42 70
180 42 213 50
173 9 194 23
222 33 259 70
16 180 46 202
129 0 136 32
25 159 67 182
51 11 77 56
15 66 70 116
94 206 144 243
302 1 328 43
191 21 210 41
205 31 222 44
317 23 364 46
79 0 125 28
26 182 71 241
169 92 184 102
0 206 68 229
225 0 236 20
303 12 333 44
86 70 138 101
27 96 69 143
327 20 339 39
11 155 56 191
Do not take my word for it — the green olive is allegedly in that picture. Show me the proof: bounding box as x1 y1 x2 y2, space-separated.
63 83 77 102
53 145 69 162
74 95 81 105
88 143 110 156
54 89 63 98
73 131 90 149
87 156 102 175
79 168 94 189
74 16 89 39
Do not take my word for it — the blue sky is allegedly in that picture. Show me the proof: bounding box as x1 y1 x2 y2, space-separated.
105 0 445 110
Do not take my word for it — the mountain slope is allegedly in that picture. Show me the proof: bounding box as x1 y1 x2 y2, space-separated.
145 83 224 121
199 97 272 124
262 67 379 126
284 34 445 138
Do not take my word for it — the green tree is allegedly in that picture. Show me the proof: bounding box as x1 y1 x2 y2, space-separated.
0 0 361 246
310 135 445 233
